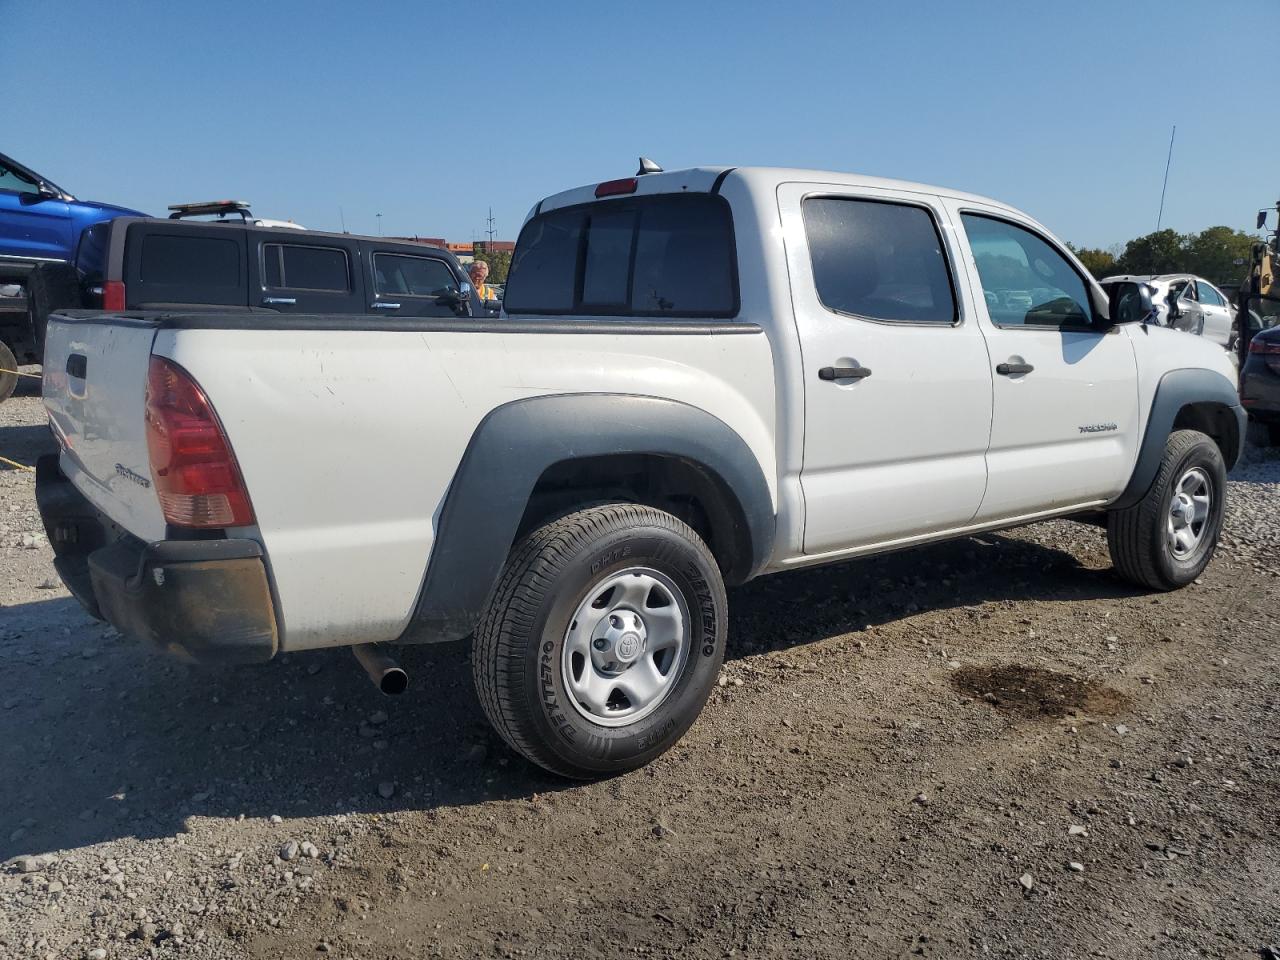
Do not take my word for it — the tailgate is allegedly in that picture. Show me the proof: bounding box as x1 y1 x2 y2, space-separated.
42 313 167 541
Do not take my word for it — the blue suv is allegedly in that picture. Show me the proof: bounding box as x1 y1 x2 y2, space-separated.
0 152 147 400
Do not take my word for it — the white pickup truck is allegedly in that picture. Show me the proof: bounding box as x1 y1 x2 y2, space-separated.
37 164 1244 778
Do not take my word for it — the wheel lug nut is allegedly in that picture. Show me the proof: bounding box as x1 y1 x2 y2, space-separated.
609 615 621 628
593 638 608 651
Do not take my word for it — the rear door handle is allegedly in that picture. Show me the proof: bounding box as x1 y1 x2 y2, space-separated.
370 302 401 310
261 296 296 306
996 360 1035 376
818 365 872 381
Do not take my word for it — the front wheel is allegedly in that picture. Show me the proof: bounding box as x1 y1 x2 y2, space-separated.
473 503 727 779
1107 430 1226 590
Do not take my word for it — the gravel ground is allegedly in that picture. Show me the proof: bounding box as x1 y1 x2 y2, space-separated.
2 379 1278 960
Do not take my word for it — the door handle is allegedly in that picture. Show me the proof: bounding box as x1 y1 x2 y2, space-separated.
261 296 296 306
818 365 872 381
996 360 1035 376
66 353 87 379
370 302 401 310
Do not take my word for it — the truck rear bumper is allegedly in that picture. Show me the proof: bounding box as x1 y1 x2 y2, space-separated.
35 455 279 664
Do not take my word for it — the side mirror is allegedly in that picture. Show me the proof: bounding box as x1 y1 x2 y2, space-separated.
36 181 60 200
434 286 471 307
1107 281 1154 326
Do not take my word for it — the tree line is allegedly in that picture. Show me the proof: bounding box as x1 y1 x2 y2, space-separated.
1068 226 1256 285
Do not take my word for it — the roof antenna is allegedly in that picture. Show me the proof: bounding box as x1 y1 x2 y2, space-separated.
636 157 663 176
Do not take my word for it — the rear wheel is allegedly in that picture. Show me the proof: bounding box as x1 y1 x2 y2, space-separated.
1107 430 1226 590
0 339 18 404
25 268 48 361
472 503 727 779
25 264 77 362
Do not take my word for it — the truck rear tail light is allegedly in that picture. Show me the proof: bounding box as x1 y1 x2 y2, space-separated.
145 356 255 528
102 280 126 311
1248 338 1280 354
595 178 638 198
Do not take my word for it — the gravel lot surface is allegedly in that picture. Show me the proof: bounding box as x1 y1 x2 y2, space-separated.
2 379 1278 960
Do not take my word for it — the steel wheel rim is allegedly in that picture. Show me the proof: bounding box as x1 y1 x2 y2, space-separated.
1166 466 1212 558
561 566 690 728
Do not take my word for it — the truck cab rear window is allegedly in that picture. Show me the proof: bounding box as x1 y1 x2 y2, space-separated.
504 195 737 317
263 244 350 292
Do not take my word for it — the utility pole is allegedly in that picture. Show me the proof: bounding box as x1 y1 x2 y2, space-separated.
486 207 496 244
376 213 383 236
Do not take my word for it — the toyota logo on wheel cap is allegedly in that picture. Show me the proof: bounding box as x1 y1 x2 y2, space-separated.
616 632 641 661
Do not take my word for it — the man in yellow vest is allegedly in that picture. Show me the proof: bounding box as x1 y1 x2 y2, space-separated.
468 260 496 303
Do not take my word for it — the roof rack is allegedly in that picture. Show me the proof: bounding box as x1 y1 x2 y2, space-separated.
168 200 254 221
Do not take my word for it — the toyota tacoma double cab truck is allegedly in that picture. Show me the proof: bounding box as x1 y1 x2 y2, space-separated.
37 164 1245 779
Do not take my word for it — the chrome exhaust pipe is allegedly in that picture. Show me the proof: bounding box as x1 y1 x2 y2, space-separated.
352 643 408 695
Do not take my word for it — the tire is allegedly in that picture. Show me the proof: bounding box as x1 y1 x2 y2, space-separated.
1107 430 1226 591
0 339 18 405
25 268 49 363
473 503 727 779
25 264 76 363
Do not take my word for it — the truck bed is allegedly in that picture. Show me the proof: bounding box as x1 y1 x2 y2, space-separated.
42 310 777 652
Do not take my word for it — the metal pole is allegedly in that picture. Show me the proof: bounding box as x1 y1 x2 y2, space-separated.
1156 125 1176 232
1236 285 1251 378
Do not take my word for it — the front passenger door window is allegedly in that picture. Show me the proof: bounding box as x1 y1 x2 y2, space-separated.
1196 281 1221 306
960 215 1093 328
0 161 41 196
372 253 467 317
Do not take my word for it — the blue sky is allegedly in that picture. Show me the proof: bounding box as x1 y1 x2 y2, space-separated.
3 0 1272 248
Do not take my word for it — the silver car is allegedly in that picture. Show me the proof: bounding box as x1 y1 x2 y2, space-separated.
1100 274 1235 348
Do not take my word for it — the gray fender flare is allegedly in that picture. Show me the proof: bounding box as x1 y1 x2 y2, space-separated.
407 394 776 644
1111 368 1245 510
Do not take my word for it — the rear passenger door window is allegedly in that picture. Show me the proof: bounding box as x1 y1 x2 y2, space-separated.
371 252 467 317
802 197 957 324
254 236 362 313
264 245 349 291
